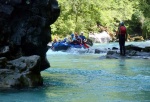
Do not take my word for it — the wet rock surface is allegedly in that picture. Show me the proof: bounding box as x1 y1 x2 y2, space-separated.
0 0 60 88
0 55 43 88
105 44 150 59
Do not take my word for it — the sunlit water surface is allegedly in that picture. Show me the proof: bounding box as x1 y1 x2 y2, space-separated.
0 41 150 102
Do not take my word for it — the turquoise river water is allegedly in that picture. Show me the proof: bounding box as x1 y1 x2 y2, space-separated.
0 41 150 102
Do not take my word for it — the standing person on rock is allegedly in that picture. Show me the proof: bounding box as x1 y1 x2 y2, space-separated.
117 21 127 56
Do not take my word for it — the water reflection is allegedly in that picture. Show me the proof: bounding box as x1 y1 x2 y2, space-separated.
119 57 126 67
0 42 150 102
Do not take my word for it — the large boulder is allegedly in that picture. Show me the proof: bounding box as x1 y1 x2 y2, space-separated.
89 31 112 43
0 55 43 88
0 0 60 88
125 44 143 52
0 0 60 71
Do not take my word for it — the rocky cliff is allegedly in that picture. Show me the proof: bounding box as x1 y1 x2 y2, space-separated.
0 0 60 88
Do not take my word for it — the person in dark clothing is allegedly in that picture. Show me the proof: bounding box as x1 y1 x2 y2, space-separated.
79 32 86 41
117 22 127 56
79 32 89 48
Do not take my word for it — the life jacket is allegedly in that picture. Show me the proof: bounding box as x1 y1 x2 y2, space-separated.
119 26 126 35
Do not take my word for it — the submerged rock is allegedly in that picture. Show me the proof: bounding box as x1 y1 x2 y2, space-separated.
105 44 150 59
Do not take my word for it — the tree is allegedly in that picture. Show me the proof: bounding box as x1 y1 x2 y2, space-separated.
51 0 148 39
134 0 150 39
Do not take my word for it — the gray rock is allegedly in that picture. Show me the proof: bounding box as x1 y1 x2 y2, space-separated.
143 46 150 52
0 0 60 71
0 55 43 88
125 44 143 51
107 50 117 55
105 44 150 59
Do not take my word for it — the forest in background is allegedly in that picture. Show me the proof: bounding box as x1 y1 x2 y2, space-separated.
51 0 150 40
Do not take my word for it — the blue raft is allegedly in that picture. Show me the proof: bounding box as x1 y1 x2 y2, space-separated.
49 38 93 51
51 42 85 51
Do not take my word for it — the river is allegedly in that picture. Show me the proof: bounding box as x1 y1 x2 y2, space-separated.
0 41 150 102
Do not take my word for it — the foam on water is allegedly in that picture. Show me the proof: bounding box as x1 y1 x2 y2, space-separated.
0 41 150 102
47 40 150 55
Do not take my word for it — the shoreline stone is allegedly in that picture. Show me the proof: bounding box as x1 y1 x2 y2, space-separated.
0 55 43 88
105 44 150 59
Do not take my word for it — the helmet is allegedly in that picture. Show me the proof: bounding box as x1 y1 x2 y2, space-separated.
120 21 124 26
71 34 74 37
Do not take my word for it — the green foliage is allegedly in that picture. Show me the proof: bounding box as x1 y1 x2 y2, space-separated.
51 0 150 39
127 10 144 35
136 0 150 39
138 0 150 18
142 18 150 39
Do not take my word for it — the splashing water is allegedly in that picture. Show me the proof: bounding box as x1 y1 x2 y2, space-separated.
0 41 150 102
